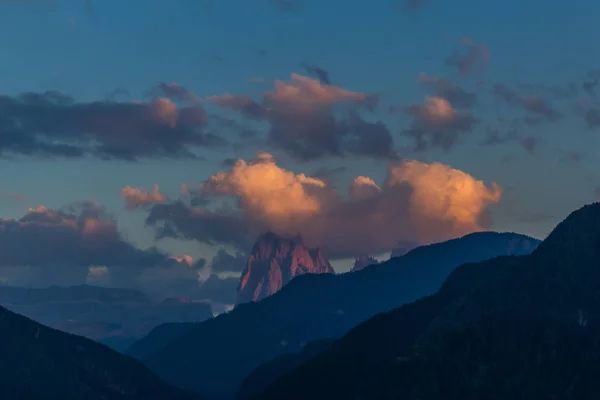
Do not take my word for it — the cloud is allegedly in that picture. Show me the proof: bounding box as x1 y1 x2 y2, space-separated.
311 166 347 180
403 96 476 151
145 152 502 259
196 274 239 305
516 82 577 100
301 63 332 85
264 73 367 107
583 69 600 98
0 201 191 288
205 93 266 120
481 127 538 155
416 73 477 108
152 82 199 103
585 108 600 128
208 249 247 273
492 84 561 120
0 91 226 160
208 73 394 161
0 201 233 302
445 38 490 76
121 185 168 209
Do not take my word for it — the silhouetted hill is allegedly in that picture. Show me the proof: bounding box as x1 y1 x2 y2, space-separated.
255 203 600 400
234 339 335 400
126 322 199 361
0 285 213 350
0 305 203 400
129 231 539 400
237 232 334 305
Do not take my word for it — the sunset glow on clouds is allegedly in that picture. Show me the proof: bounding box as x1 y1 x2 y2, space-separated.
0 0 597 301
122 185 168 209
143 152 502 259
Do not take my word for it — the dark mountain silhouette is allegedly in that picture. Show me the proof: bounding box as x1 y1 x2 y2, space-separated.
234 339 335 400
126 322 199 361
350 255 380 272
127 231 539 400
0 305 203 400
0 285 213 352
237 232 334 305
255 202 600 400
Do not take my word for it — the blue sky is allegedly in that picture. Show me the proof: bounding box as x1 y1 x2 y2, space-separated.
0 0 598 284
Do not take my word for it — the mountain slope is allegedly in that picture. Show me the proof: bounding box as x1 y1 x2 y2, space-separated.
0 305 203 400
130 231 539 400
237 232 334 305
256 203 600 400
234 339 335 400
0 285 213 351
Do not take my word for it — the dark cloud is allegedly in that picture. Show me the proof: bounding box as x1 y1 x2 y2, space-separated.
445 38 490 76
583 69 600 98
312 166 347 179
206 94 267 120
146 200 258 251
208 249 247 273
0 201 187 288
345 114 399 160
583 80 598 98
152 82 199 103
521 135 537 155
221 158 237 167
481 127 537 155
516 82 577 100
403 96 476 152
492 84 561 120
0 91 226 160
301 63 331 85
271 0 302 11
585 108 600 128
208 74 392 161
416 73 477 108
196 275 239 305
557 149 583 164
481 127 518 146
207 114 258 139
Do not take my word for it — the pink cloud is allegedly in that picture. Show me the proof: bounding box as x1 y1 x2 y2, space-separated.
147 152 503 258
121 185 168 209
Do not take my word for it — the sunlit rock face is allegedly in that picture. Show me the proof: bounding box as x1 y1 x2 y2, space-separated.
236 232 334 305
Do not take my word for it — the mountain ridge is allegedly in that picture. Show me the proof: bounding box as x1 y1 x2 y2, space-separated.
0 304 204 400
128 231 539 400
254 202 600 400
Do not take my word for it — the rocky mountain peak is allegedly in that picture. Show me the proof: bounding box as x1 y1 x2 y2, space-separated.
236 232 334 305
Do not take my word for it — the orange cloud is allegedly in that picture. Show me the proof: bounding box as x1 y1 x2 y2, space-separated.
121 185 168 209
148 152 503 258
169 255 194 267
264 73 367 108
202 152 328 226
150 98 178 127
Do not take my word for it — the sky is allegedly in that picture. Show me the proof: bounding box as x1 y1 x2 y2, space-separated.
0 0 598 304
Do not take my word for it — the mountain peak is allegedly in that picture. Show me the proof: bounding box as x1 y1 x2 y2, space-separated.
237 232 334 305
531 202 600 269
